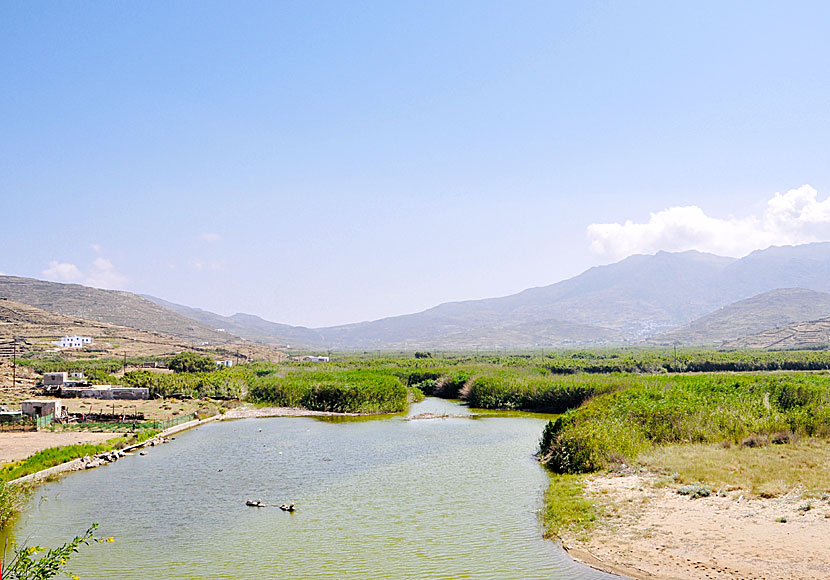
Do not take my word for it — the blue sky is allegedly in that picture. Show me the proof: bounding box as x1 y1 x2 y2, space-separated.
3 1 830 327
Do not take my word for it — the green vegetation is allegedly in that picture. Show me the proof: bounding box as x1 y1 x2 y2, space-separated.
2 523 112 579
167 351 217 374
540 474 597 539
0 430 158 483
0 481 30 530
247 367 416 413
123 368 246 399
539 372 830 473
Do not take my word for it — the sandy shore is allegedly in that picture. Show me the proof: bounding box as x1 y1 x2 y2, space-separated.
221 406 360 419
562 472 830 580
0 431 121 464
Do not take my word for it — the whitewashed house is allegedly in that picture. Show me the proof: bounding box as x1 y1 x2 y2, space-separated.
53 336 93 348
292 355 330 363
215 360 234 368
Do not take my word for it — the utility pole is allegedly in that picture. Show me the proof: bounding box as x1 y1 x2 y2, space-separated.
673 342 678 373
12 337 16 389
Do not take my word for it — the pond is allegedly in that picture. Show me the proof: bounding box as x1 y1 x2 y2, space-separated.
9 398 620 579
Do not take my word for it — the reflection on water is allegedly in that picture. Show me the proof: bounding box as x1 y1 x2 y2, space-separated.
10 399 621 579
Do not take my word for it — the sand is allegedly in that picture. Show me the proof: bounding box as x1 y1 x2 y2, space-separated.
0 431 121 464
562 472 830 580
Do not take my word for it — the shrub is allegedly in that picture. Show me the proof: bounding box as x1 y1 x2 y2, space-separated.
167 352 216 374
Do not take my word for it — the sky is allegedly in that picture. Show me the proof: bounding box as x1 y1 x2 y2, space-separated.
3 1 830 327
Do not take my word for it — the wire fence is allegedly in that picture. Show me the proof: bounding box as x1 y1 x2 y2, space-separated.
54 412 198 433
152 412 197 431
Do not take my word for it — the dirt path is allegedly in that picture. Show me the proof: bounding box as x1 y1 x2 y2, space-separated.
563 473 830 580
0 431 121 464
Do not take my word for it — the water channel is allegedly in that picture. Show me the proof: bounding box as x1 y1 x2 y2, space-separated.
10 398 620 579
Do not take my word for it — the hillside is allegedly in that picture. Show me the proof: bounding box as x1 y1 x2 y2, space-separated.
0 299 285 361
726 317 830 349
651 289 830 346
0 276 234 344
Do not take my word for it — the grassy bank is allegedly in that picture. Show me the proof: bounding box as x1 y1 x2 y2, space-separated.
539 372 830 473
0 430 158 484
540 474 598 539
640 438 830 498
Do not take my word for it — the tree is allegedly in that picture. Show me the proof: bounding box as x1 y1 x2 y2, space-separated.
167 352 216 374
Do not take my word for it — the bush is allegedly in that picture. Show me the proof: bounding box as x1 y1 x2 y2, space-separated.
167 352 216 374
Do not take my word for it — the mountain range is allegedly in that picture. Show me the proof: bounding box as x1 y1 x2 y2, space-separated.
6 242 830 350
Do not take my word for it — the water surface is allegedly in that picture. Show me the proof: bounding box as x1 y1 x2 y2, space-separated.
10 398 620 579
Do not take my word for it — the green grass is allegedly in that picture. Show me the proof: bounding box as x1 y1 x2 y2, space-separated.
540 474 598 539
540 372 830 473
0 430 158 483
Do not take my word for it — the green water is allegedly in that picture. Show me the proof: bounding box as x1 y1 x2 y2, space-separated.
9 398 620 579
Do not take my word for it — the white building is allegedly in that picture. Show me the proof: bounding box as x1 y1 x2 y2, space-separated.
54 336 93 348
216 360 234 368
293 355 330 363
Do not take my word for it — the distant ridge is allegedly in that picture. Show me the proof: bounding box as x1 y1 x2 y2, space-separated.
142 295 324 348
10 242 830 350
150 242 830 349
0 276 234 344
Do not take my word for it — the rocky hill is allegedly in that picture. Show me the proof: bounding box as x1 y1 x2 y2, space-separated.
0 276 234 344
651 289 830 346
726 317 830 349
0 299 284 361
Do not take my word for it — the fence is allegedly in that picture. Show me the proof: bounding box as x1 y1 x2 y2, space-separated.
36 413 54 430
152 412 197 431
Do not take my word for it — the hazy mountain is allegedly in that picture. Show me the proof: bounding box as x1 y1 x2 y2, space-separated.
651 288 830 345
0 276 234 344
10 242 830 350
142 295 324 348
143 242 830 349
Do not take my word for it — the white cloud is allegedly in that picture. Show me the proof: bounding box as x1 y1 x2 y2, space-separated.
587 185 830 260
85 257 127 289
90 243 102 253
42 257 127 289
42 261 83 283
200 233 222 242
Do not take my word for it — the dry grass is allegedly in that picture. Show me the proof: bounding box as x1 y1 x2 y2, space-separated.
639 438 830 497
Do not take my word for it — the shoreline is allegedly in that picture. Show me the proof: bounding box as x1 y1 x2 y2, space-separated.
9 415 219 485
221 406 363 419
560 471 830 580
